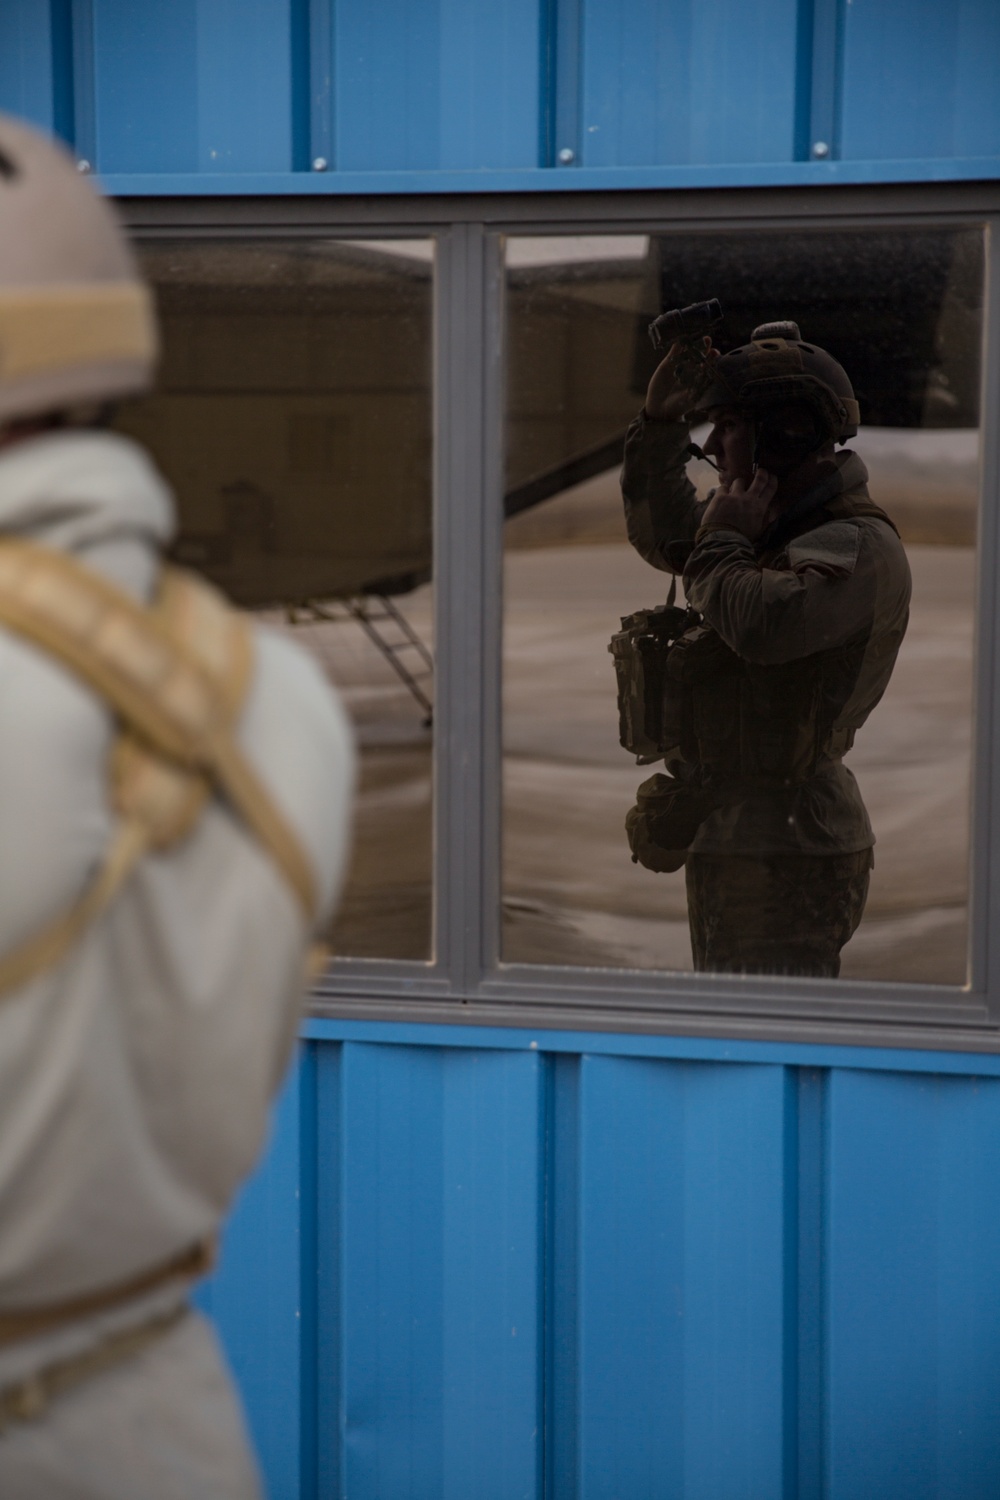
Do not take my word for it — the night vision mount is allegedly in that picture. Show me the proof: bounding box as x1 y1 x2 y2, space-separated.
648 298 723 350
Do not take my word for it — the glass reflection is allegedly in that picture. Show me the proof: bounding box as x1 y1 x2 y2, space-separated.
502 229 981 985
119 238 434 960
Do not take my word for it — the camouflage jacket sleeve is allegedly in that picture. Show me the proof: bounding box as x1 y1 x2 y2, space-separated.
683 519 895 665
620 411 708 574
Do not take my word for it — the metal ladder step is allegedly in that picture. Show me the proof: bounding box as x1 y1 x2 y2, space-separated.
288 595 434 726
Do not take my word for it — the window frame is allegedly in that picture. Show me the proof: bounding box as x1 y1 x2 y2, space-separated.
122 183 1000 1051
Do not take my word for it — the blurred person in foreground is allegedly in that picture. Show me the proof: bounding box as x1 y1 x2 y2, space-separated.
0 115 353 1497
619 321 910 976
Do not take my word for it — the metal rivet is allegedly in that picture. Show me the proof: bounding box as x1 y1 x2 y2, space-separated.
557 147 575 165
76 159 92 174
811 141 830 159
312 156 328 172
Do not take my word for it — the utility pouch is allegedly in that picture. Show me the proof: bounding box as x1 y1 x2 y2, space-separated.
666 626 743 772
665 624 742 686
608 585 696 762
625 772 716 873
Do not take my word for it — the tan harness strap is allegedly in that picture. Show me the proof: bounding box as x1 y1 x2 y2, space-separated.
206 727 317 922
0 538 317 924
0 543 217 767
0 818 151 1000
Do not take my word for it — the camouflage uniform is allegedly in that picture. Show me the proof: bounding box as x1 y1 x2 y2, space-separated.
621 413 911 976
686 850 873 978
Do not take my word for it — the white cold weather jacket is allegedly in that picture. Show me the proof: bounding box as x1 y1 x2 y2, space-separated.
0 428 353 1387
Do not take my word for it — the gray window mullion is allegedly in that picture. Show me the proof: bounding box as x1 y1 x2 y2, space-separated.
971 219 1000 1011
433 224 504 990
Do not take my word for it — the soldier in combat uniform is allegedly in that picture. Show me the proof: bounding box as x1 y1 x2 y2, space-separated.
620 323 911 976
0 115 354 1496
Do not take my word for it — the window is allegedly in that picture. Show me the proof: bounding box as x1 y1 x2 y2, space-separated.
119 237 434 960
502 228 982 988
122 189 1000 1045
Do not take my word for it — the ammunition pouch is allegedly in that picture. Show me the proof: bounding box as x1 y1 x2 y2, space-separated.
625 773 716 873
612 600 855 790
664 624 742 773
608 599 695 762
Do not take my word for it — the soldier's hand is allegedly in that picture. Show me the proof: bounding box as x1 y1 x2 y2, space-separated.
701 468 779 541
644 337 718 423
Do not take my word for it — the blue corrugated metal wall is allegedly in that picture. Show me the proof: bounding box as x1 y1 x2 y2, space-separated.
198 1029 1000 1500
1 0 999 188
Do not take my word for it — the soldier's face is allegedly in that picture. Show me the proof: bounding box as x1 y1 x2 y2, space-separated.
702 408 755 486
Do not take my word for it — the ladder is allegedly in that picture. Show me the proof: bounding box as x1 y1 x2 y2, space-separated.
288 595 433 727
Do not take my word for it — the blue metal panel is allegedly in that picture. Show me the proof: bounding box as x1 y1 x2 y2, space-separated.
826 1068 1000 1499
840 0 1000 161
303 1015 1000 1077
89 0 297 173
0 0 60 136
792 1068 826 1500
338 1041 445 1494
803 0 844 161
333 0 543 171
332 0 438 171
338 1041 543 1499
578 0 801 168
436 0 543 170
196 1055 306 1500
197 1027 1000 1496
313 1040 342 1499
3 0 1000 186
572 1055 788 1499
89 0 198 172
546 1053 580 1496
304 0 333 170
192 0 299 171
88 156 1000 193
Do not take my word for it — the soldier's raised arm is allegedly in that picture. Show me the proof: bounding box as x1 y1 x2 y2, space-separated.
620 337 716 573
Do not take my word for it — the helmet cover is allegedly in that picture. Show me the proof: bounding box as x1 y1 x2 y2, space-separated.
0 114 158 425
689 322 859 441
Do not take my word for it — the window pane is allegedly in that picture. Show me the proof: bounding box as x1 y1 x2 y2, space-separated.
503 228 982 985
120 238 434 960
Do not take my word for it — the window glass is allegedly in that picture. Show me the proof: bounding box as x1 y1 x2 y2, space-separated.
120 238 434 960
503 228 982 985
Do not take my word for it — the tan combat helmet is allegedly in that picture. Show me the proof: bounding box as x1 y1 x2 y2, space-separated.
688 320 860 442
0 114 157 426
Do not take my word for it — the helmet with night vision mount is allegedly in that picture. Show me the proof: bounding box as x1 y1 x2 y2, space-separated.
688 320 860 444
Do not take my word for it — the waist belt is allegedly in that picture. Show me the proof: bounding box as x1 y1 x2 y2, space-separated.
0 1237 216 1429
0 1304 189 1432
0 1238 215 1349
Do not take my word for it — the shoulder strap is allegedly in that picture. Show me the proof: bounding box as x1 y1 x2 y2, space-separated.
0 538 317 926
0 817 151 999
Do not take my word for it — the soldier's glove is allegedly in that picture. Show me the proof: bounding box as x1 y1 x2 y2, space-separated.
625 773 712 874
